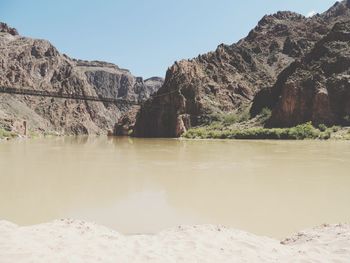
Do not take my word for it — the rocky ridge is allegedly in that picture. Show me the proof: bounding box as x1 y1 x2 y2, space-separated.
0 24 163 135
253 20 350 127
134 0 350 137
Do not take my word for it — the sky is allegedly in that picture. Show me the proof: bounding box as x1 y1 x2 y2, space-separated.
0 0 337 78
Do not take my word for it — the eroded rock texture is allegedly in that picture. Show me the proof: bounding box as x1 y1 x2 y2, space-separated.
135 0 350 137
265 21 350 127
0 25 163 135
113 105 140 136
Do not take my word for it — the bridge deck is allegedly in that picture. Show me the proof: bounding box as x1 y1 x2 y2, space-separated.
0 86 138 105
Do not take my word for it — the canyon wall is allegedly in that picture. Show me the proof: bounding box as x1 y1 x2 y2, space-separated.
0 22 162 135
134 0 350 137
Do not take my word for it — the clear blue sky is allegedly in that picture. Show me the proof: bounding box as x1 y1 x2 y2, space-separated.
0 0 337 78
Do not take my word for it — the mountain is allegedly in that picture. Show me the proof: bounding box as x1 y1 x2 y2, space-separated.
253 20 350 127
134 0 350 137
0 23 163 135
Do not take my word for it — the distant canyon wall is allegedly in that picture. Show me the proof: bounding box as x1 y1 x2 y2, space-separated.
0 22 163 135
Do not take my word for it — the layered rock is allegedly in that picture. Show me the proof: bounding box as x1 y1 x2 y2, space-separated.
262 21 350 127
135 0 350 137
0 23 163 135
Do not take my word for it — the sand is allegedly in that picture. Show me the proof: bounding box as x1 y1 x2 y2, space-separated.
0 220 349 263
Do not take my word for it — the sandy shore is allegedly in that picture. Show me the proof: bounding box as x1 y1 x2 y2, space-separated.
0 220 349 263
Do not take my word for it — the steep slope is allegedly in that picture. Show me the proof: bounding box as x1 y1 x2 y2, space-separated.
0 23 163 135
135 0 350 137
259 21 350 127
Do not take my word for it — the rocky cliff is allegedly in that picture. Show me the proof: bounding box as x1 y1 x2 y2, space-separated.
134 0 350 137
255 21 350 127
0 24 163 135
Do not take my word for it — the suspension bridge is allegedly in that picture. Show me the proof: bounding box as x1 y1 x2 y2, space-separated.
0 86 139 105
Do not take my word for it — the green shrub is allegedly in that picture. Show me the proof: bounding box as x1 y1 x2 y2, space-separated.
238 109 251 122
0 128 17 139
209 113 224 123
208 122 224 130
318 124 327 132
319 130 332 140
183 122 323 140
208 130 223 139
223 113 238 125
205 108 252 127
259 107 272 123
287 122 320 140
183 127 208 139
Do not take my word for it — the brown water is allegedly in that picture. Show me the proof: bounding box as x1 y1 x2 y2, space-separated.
0 137 350 238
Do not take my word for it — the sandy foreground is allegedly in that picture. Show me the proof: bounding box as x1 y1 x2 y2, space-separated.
0 220 349 263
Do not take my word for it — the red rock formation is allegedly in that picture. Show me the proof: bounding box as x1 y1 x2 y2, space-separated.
135 0 350 137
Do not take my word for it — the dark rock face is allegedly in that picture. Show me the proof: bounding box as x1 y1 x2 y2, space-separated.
266 21 350 127
0 24 163 135
113 105 140 136
135 0 350 137
113 78 164 136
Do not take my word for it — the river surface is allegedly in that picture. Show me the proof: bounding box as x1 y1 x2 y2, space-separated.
0 137 350 238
